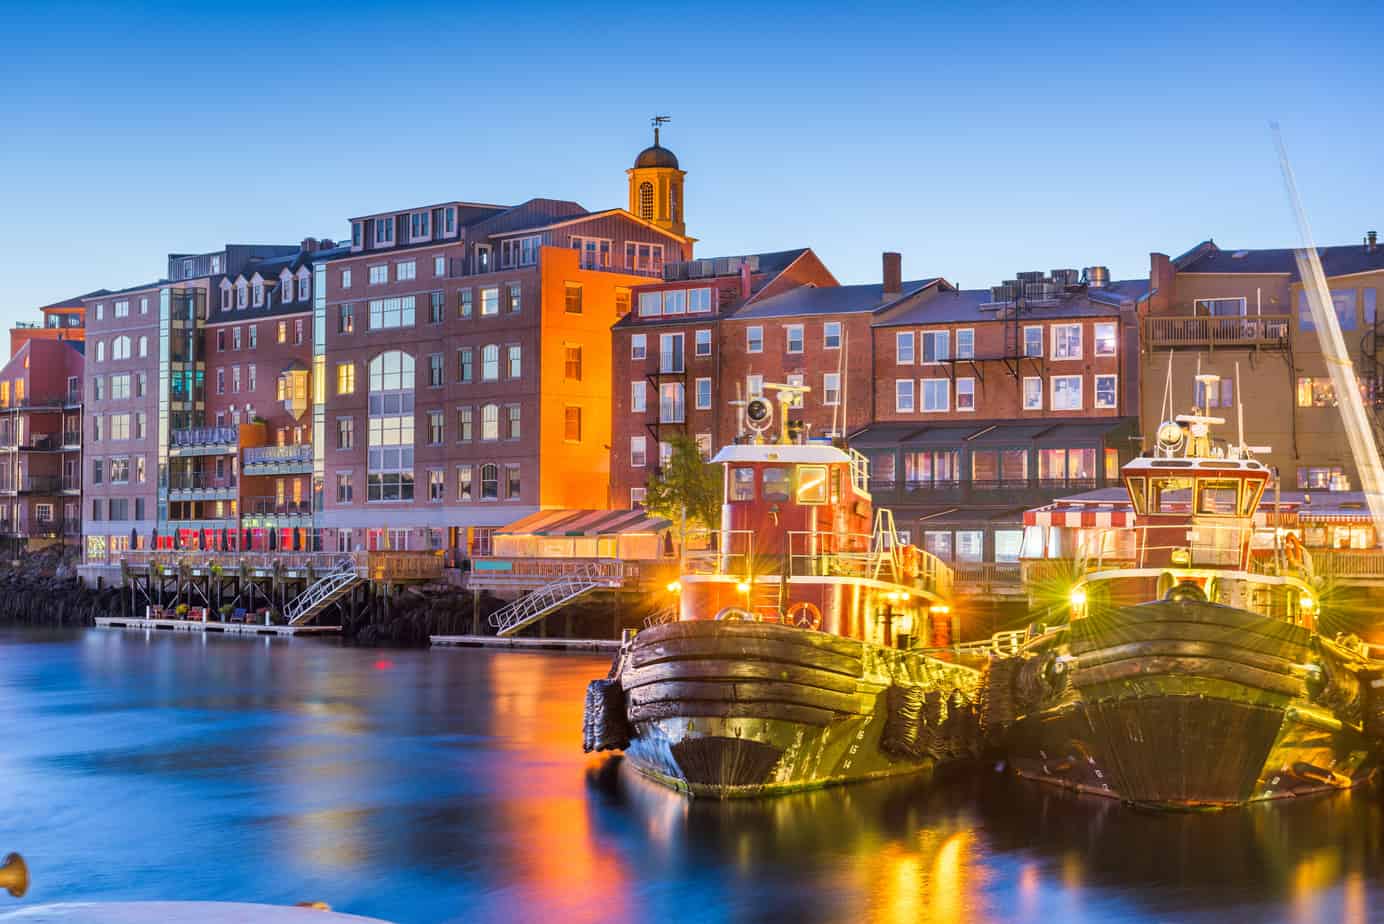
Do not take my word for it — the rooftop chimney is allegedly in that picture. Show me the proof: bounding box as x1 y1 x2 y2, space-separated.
301 237 319 253
883 252 902 298
1367 230 1378 253
739 260 753 300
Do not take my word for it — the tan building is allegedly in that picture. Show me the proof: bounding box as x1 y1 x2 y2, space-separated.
1141 235 1384 491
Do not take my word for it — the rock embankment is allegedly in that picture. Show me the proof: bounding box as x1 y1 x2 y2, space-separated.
0 546 130 628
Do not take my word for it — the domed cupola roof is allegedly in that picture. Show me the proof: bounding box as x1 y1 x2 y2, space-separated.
633 144 679 169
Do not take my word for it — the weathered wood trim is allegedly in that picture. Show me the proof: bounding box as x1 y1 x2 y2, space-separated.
621 658 861 696
627 679 870 715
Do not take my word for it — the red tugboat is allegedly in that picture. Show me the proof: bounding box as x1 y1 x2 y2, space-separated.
997 378 1384 807
583 386 983 797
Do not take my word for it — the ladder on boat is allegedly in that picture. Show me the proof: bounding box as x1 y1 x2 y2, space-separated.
286 558 364 626
489 564 607 637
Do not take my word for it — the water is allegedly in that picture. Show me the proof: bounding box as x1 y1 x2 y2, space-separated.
0 628 1382 924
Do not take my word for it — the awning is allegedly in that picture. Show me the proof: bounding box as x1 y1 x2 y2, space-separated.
1034 420 1129 447
1025 504 1136 528
916 507 1027 527
964 423 1055 446
850 422 983 449
496 508 672 537
1299 511 1375 525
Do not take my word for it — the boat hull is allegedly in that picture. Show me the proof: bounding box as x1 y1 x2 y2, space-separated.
1002 599 1380 808
591 620 981 798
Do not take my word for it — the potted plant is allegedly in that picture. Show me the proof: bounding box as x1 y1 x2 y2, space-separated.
219 604 233 621
175 603 189 620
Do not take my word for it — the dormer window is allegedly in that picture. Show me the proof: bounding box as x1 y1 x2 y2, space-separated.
219 280 232 310
352 221 363 249
281 273 294 304
252 280 264 307
410 211 431 241
374 217 393 245
236 280 248 309
298 270 311 301
445 206 456 234
500 236 540 269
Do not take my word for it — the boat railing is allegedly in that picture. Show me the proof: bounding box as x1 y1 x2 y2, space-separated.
785 530 954 599
681 528 755 576
1081 522 1302 576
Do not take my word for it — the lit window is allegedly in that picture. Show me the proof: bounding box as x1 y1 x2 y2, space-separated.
956 377 975 411
1052 324 1082 360
1052 375 1083 410
1094 322 1117 356
480 287 499 316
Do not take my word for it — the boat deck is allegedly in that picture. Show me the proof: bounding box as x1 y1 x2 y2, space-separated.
430 633 619 651
95 617 339 637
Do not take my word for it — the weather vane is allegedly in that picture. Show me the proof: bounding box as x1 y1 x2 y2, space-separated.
651 114 670 145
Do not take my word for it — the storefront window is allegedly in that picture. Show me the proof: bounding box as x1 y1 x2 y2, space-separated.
923 531 952 560
956 530 983 563
994 530 1023 563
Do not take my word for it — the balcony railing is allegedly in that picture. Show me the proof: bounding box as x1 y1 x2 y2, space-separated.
658 352 685 374
952 562 1023 594
1144 314 1291 350
62 431 80 447
0 476 62 495
1310 549 1384 580
172 426 238 448
169 472 238 492
242 496 312 517
244 444 313 465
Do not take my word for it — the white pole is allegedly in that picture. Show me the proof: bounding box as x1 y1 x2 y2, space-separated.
1273 123 1384 544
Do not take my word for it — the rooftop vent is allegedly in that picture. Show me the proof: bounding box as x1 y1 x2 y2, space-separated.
1083 266 1110 288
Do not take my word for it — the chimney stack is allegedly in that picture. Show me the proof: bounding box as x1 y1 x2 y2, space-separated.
883 252 902 298
739 260 753 300
301 237 319 253
1367 230 1378 253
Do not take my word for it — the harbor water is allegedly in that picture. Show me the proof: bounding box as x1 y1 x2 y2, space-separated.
0 627 1381 923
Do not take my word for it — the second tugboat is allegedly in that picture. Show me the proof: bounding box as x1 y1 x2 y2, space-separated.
996 376 1384 808
583 384 982 797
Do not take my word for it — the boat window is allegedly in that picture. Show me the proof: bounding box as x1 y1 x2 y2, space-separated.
731 467 755 501
1196 479 1240 516
1240 480 1265 516
1149 477 1194 513
796 465 829 504
831 467 842 503
1125 476 1146 514
762 467 790 502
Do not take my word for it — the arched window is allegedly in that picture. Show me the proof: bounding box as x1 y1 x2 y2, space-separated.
480 463 499 500
367 351 415 501
670 184 679 222
112 336 131 360
96 340 105 363
481 344 499 382
138 336 148 358
638 181 654 220
481 403 499 441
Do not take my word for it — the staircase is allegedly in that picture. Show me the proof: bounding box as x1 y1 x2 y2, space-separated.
286 559 364 626
489 564 607 637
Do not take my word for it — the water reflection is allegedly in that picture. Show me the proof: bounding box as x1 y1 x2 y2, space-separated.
1 629 1383 923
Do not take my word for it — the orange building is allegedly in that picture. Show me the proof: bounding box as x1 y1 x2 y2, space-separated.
10 290 104 357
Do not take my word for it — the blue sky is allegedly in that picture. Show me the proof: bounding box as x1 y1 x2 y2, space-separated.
0 0 1380 325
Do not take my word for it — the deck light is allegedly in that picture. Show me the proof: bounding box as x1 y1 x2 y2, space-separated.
665 581 681 594
1069 587 1088 608
1300 593 1316 612
929 604 950 614
736 580 751 594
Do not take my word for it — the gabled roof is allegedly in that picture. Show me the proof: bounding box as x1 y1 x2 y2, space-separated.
83 280 167 300
1176 240 1384 279
610 248 824 329
39 290 109 311
465 198 589 239
731 278 943 321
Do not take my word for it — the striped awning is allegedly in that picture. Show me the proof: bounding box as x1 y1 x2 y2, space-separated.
1299 511 1375 525
495 508 673 537
1024 505 1136 528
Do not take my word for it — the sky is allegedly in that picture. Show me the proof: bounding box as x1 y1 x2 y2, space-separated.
0 0 1381 326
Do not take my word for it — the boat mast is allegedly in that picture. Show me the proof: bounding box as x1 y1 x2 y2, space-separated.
1273 123 1384 541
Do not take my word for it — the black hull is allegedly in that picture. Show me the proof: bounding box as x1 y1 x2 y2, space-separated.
1000 599 1380 808
586 620 983 798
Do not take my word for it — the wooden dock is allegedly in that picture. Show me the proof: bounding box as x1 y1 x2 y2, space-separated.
430 634 620 652
95 616 340 637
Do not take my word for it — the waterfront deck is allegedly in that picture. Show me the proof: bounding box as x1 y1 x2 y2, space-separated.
96 616 340 637
430 633 620 651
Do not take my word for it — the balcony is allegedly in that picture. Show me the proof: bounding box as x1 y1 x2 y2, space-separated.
61 477 80 494
62 431 80 448
952 562 1024 597
168 471 238 500
241 496 312 521
170 426 238 457
1143 314 1291 351
243 444 313 475
656 352 685 375
0 476 62 495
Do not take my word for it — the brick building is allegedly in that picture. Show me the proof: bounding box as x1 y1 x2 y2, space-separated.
1141 236 1384 498
609 248 839 506
10 291 102 357
0 338 84 546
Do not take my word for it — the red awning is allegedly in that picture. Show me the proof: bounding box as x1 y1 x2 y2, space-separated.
1024 505 1136 528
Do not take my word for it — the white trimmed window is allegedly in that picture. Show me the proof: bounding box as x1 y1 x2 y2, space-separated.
921 331 950 363
956 377 975 411
1023 376 1043 410
746 326 763 353
696 377 712 410
369 265 388 285
630 435 647 467
895 379 915 413
956 328 975 359
823 372 841 406
747 374 763 397
434 255 446 277
631 381 646 413
630 334 647 360
922 378 949 412
695 329 712 357
1023 326 1043 357
638 292 661 317
896 331 915 364
341 268 353 289
1095 374 1118 409
630 487 647 506
1052 324 1082 360
662 290 685 315
1052 375 1083 410
396 260 416 282
1094 322 1117 356
786 324 804 353
480 287 499 316
688 287 713 313
824 321 842 350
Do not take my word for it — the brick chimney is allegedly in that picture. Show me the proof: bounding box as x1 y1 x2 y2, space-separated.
1148 252 1175 315
1367 230 1378 253
301 237 319 253
740 260 754 300
883 252 902 298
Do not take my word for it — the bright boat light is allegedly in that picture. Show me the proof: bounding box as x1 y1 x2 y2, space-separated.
665 581 681 594
1070 587 1088 607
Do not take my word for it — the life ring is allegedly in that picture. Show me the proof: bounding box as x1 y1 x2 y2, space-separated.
714 606 753 622
784 601 822 630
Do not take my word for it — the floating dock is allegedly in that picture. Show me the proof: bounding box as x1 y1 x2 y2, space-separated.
430 634 619 651
95 616 339 637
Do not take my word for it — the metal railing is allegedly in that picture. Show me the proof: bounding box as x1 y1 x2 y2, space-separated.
953 562 1023 593
1309 548 1384 579
172 426 238 448
244 445 313 465
0 476 62 494
241 496 311 517
1144 314 1291 350
169 472 237 491
489 563 606 636
286 558 361 625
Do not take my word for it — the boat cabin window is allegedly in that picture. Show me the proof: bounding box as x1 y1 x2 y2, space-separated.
731 467 755 501
762 467 790 502
1125 476 1146 514
796 465 829 505
1196 479 1240 516
1241 480 1265 516
1150 477 1194 513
